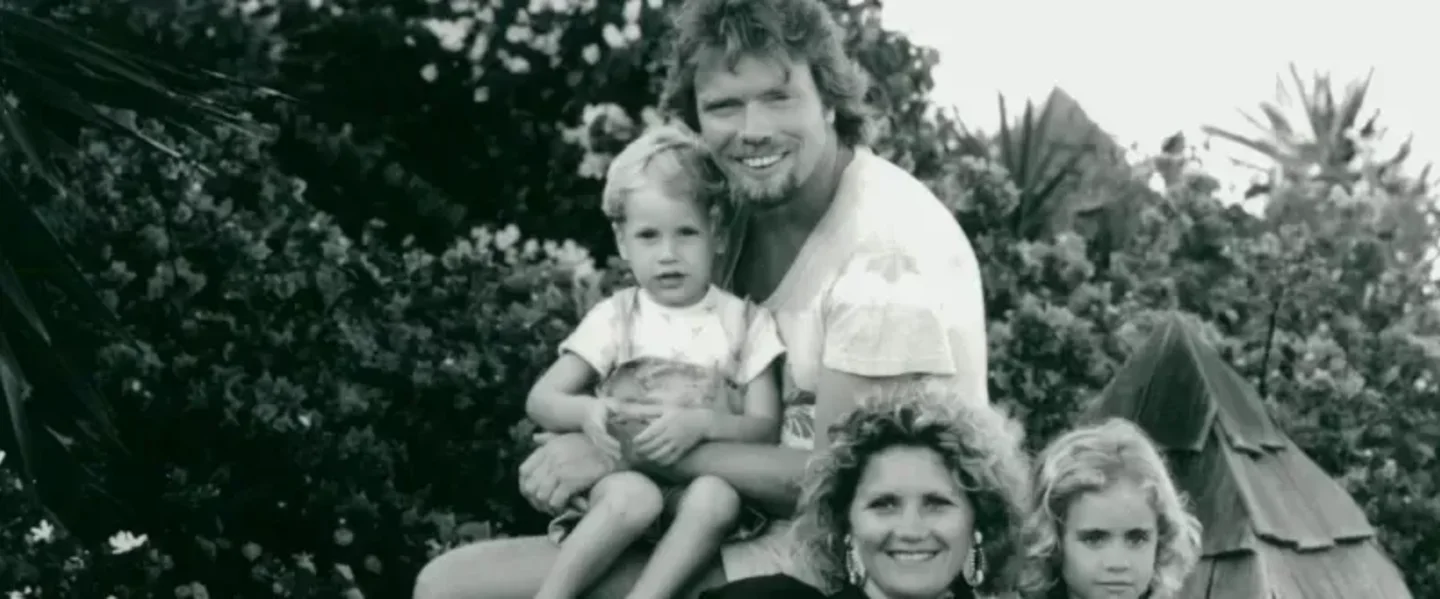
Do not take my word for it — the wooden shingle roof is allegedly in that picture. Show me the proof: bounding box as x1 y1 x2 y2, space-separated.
1083 312 1412 599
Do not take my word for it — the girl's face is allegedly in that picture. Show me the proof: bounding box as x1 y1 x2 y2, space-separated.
1060 480 1158 599
847 446 975 599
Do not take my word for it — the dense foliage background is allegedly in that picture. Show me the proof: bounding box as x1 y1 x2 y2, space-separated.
1 0 1437 597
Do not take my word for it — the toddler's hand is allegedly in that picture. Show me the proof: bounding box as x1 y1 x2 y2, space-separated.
583 398 622 459
633 407 710 466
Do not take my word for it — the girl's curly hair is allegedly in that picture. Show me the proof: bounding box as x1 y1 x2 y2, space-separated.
788 379 1033 596
1016 418 1203 598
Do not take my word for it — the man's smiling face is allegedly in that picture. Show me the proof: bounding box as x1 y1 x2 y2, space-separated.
692 51 834 211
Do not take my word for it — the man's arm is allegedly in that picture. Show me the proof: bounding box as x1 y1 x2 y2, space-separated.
520 432 622 514
812 368 880 453
630 350 971 517
639 441 808 517
635 366 883 517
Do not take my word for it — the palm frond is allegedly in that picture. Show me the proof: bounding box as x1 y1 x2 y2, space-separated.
0 7 283 175
1201 124 1287 165
994 94 1088 239
0 299 36 483
0 6 288 537
1205 63 1390 197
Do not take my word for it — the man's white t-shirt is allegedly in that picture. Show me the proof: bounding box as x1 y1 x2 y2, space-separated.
719 147 991 580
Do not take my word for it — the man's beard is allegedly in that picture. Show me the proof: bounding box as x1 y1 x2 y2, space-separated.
729 172 798 211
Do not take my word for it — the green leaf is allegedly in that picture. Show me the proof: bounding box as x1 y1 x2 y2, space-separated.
0 5 288 537
0 325 36 484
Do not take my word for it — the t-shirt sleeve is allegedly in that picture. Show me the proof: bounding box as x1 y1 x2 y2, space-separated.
557 295 619 376
820 243 990 405
734 304 786 385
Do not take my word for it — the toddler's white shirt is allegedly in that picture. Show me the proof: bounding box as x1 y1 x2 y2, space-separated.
559 285 785 389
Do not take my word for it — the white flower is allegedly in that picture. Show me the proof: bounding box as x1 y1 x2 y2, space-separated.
0 449 6 465
622 0 641 22
504 24 532 44
601 23 625 48
26 520 54 545
467 33 490 62
494 225 521 251
1147 172 1167 194
504 55 531 75
108 530 149 554
294 552 317 573
421 17 473 53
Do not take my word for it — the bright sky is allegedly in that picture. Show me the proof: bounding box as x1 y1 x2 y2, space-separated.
881 0 1437 199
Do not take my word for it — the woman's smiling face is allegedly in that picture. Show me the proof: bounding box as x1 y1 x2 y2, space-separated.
847 445 975 599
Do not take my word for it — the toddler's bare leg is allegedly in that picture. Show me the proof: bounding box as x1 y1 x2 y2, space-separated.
536 471 664 599
626 475 741 599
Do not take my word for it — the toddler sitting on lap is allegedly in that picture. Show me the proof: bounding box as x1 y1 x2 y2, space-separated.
525 124 786 599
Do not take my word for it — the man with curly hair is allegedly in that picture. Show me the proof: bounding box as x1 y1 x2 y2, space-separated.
413 0 990 597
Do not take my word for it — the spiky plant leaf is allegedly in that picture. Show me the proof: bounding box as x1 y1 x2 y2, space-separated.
0 5 286 538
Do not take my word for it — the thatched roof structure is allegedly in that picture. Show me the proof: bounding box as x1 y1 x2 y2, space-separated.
1082 312 1412 599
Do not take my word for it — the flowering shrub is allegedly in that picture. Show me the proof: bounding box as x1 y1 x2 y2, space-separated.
1 450 163 598
945 146 1440 594
9 119 1440 597
6 117 614 597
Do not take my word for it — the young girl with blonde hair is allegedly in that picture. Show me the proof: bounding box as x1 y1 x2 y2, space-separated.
1017 418 1203 599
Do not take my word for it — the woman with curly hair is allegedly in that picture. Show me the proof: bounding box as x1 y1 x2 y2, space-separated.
1017 418 1203 599
700 379 1033 599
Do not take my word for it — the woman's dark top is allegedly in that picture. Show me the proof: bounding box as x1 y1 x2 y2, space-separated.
698 573 978 599
697 574 855 599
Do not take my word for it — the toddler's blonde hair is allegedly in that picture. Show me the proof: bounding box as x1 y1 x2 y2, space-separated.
601 123 725 226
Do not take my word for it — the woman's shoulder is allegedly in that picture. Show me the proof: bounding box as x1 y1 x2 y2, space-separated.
698 574 829 599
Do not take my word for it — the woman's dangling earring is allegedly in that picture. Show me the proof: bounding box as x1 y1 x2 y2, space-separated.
844 534 866 585
963 530 986 588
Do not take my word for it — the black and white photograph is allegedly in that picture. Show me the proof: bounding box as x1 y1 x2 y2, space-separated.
0 0 1432 597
